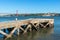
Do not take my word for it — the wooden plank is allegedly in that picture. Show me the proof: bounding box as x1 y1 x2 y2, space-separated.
0 19 54 29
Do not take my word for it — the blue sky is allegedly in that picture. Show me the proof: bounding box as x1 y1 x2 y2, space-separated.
0 0 60 14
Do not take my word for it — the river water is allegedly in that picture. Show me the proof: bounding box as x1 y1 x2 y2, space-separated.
0 16 60 40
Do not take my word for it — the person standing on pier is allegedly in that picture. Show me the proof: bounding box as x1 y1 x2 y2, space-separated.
16 18 18 21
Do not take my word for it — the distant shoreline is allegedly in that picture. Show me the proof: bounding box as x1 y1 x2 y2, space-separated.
0 13 60 17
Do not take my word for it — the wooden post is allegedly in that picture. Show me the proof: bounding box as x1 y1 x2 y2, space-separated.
17 28 20 35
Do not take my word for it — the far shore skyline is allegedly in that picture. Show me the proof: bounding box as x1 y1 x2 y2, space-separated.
0 11 60 14
0 12 60 16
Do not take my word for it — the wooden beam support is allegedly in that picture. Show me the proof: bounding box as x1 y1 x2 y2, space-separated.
6 27 17 39
23 24 32 33
0 30 8 36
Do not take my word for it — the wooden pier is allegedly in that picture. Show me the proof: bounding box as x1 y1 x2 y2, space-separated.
0 18 54 39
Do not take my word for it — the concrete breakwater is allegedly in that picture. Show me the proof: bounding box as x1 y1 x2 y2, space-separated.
0 18 54 39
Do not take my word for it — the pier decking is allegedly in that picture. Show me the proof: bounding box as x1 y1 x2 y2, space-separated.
0 18 54 39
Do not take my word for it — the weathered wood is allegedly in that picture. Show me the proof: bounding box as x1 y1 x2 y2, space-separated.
23 24 32 33
17 28 20 35
19 26 25 31
0 30 8 36
0 18 54 39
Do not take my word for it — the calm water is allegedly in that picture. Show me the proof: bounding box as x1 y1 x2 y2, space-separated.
0 16 60 40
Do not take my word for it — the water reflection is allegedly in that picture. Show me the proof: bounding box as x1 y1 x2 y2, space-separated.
6 28 54 40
